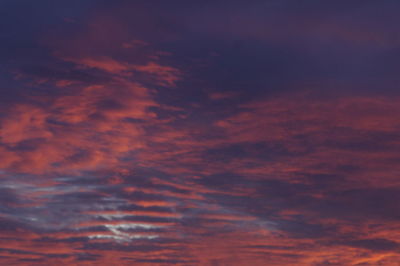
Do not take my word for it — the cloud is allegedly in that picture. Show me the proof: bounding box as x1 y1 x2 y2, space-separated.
2 1 400 265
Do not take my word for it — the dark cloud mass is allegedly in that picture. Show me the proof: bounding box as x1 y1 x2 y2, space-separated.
1 1 400 265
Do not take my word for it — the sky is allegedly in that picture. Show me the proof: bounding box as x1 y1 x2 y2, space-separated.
0 1 400 265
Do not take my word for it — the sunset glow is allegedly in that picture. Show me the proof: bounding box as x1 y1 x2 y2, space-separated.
1 1 399 265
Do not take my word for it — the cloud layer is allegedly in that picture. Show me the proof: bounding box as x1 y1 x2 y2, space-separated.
1 1 400 265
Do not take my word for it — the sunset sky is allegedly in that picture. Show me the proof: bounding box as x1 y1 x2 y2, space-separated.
1 1 400 265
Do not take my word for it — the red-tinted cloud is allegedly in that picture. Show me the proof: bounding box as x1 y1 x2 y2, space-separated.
1 1 400 265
